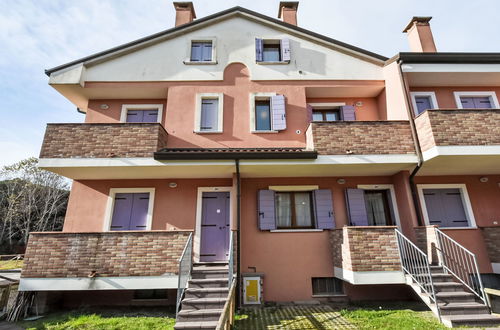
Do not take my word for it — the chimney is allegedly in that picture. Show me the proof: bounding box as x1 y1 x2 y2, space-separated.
403 17 437 52
278 2 299 26
173 2 196 27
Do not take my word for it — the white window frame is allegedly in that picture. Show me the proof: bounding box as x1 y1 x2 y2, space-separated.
250 92 277 133
194 93 224 133
194 187 233 263
410 92 439 115
184 37 217 65
416 184 477 229
120 104 163 123
357 184 402 229
103 188 155 232
453 91 500 109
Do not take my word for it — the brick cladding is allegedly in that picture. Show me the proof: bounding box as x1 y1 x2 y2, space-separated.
482 227 500 263
330 226 401 272
21 231 191 278
311 121 415 155
39 123 168 158
416 110 500 152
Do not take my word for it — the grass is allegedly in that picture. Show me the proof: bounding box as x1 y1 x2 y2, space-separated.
17 308 176 330
0 259 24 270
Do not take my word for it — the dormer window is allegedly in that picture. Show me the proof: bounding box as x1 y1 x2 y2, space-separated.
256 38 291 63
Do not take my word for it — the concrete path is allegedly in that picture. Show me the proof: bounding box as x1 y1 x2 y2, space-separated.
235 305 355 329
0 322 22 330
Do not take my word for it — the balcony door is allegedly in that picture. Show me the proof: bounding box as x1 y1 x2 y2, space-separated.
199 192 230 262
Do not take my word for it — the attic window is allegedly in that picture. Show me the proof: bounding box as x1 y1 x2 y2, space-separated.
256 38 291 63
184 37 217 65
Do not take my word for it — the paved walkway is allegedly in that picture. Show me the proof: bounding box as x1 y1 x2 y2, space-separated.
0 322 22 330
235 305 355 330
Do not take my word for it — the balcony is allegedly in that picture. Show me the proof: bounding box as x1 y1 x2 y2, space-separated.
330 226 404 284
415 109 500 152
40 123 168 159
21 231 191 279
308 121 415 155
415 110 500 175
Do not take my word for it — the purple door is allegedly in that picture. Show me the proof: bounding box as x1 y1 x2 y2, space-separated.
200 192 230 262
110 193 149 231
423 189 468 227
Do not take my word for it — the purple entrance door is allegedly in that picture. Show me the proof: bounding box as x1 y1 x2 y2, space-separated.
200 192 230 262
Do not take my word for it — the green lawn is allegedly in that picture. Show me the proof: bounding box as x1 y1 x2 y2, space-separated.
18 309 176 330
0 259 23 270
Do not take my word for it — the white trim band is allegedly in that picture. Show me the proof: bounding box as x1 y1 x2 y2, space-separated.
422 146 500 161
334 267 405 285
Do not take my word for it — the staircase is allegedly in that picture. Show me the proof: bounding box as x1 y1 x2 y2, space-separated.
396 229 500 328
175 262 229 329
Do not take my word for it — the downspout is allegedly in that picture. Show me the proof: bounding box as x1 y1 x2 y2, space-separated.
397 59 424 226
76 108 86 114
234 159 241 308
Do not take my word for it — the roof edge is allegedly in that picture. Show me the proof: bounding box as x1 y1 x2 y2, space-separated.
398 52 500 64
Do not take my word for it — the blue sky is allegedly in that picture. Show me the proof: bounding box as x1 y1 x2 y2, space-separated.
1 0 499 168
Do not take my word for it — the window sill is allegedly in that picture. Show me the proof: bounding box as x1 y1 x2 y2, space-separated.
270 229 323 233
437 226 477 230
194 130 223 134
183 60 218 65
312 294 346 298
251 130 279 134
256 61 290 65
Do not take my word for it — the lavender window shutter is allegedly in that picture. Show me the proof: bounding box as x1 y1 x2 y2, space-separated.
345 189 368 226
306 104 313 122
313 189 335 229
129 193 150 230
142 110 158 123
280 38 291 62
460 97 474 108
340 106 356 121
191 42 202 61
126 110 143 123
258 190 276 230
201 99 218 131
271 95 286 131
255 38 263 62
110 193 134 230
202 42 212 61
474 97 492 109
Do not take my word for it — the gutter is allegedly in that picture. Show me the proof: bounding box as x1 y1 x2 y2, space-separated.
397 58 424 226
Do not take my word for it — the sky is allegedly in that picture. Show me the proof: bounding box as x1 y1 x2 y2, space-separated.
1 0 499 168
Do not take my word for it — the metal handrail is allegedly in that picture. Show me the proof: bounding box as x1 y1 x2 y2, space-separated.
176 233 193 317
434 228 486 304
228 230 235 288
395 229 441 322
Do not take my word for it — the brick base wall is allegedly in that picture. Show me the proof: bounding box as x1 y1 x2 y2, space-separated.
330 226 401 272
416 110 500 152
310 121 415 155
482 227 500 263
39 123 168 158
21 231 191 278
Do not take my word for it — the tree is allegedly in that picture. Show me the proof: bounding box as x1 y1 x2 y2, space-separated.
0 158 69 253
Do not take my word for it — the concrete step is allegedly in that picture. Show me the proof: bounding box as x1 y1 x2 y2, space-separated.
176 309 223 322
413 265 444 274
430 273 455 282
438 302 489 316
189 278 228 289
436 291 476 304
192 265 228 272
427 282 464 292
442 314 500 328
181 297 227 311
174 320 218 330
191 271 228 280
185 287 229 299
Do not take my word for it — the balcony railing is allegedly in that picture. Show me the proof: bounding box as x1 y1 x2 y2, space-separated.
39 123 168 158
308 121 415 155
21 231 191 278
415 109 500 152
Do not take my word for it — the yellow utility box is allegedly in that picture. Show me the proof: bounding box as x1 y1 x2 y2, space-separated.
242 273 264 305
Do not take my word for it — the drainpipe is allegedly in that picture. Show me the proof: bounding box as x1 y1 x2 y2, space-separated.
397 59 424 226
76 107 86 114
234 159 241 308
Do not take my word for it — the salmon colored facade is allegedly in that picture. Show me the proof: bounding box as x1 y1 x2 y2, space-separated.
20 3 500 326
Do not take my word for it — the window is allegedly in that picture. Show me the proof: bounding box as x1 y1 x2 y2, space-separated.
454 92 499 109
275 192 314 229
120 104 163 123
312 277 344 296
255 100 272 131
410 92 438 115
190 41 212 62
255 38 290 63
312 109 340 122
133 289 168 300
105 188 155 231
195 93 223 133
364 190 393 226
